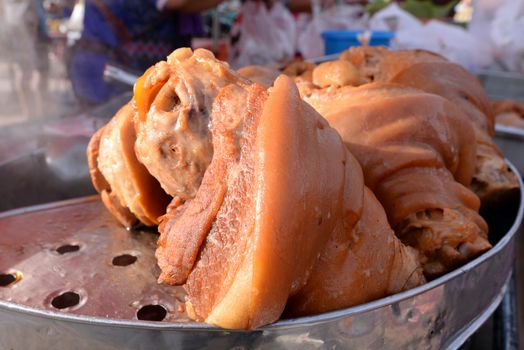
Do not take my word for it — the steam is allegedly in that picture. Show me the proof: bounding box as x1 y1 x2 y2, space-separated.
0 0 79 124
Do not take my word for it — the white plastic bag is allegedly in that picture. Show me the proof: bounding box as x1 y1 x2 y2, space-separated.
468 0 499 43
469 0 524 72
490 0 524 72
424 20 493 70
369 3 439 55
369 3 421 33
231 1 296 68
369 3 493 70
297 2 368 59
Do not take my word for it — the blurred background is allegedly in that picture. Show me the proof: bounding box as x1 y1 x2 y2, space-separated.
0 0 522 127
1 0 523 209
0 1 522 349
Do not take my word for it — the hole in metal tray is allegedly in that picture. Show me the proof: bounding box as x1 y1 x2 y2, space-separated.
51 291 81 309
0 274 16 287
137 304 167 321
112 254 138 267
56 244 81 255
0 271 22 287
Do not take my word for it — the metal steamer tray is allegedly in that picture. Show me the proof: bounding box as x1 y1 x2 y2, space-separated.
0 163 522 350
495 125 524 179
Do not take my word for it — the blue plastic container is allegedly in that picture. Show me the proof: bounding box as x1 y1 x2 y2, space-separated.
321 30 395 55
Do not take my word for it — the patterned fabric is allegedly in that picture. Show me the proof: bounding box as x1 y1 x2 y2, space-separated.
70 0 203 104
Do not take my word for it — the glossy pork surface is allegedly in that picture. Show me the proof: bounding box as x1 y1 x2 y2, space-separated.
339 47 519 207
156 75 424 328
304 83 491 277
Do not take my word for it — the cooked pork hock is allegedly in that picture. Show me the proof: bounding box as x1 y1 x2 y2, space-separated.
156 74 424 329
87 103 170 227
134 48 252 200
339 47 519 207
303 83 491 277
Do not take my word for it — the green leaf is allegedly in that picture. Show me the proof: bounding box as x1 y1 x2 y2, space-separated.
365 0 390 16
431 0 460 18
402 0 459 19
402 0 434 18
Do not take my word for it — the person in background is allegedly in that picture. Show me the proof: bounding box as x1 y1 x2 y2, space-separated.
276 0 369 12
36 0 50 97
1 0 50 119
69 0 223 105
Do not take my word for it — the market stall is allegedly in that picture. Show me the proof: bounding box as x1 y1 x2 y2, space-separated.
0 1 523 349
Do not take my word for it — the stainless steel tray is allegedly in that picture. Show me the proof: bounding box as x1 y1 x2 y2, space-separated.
476 69 524 103
0 163 522 350
495 125 524 180
494 126 524 349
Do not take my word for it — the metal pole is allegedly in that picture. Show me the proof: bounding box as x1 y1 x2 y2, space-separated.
212 8 220 55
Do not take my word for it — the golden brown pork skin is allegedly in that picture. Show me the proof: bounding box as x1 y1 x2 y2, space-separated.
303 83 491 277
87 126 137 228
492 100 524 129
286 163 423 317
156 74 424 329
282 60 316 81
339 46 446 84
237 65 281 88
339 47 519 207
87 103 170 227
134 48 251 200
312 60 361 88
88 48 425 329
88 48 253 228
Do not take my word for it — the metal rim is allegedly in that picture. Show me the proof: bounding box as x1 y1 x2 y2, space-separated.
444 273 512 349
495 124 524 140
0 162 522 332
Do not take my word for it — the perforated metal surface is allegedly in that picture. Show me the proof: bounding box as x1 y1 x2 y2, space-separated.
0 167 522 349
0 196 189 322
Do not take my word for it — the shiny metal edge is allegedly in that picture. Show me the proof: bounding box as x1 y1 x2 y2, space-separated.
104 65 138 87
0 195 100 220
306 54 340 64
495 124 524 140
0 161 522 332
444 273 511 350
475 69 524 81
